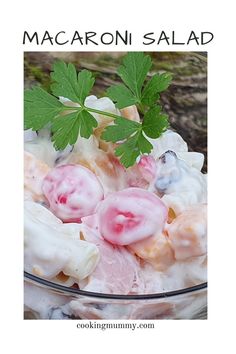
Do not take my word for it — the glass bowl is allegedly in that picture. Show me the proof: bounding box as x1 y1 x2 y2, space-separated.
24 271 207 320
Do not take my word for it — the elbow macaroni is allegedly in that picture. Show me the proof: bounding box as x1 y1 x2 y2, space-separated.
24 201 100 281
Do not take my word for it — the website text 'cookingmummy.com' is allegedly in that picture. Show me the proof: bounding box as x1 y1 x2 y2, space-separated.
76 321 155 331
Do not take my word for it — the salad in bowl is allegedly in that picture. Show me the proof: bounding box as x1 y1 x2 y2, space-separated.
24 52 207 319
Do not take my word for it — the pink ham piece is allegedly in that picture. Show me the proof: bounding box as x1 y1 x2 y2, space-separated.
42 164 104 222
80 225 142 295
97 187 168 245
126 155 157 189
137 155 157 183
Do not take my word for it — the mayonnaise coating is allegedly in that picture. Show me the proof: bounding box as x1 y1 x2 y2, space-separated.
148 130 204 171
42 164 104 222
149 130 188 156
152 150 207 215
97 188 168 245
24 201 100 280
25 127 73 168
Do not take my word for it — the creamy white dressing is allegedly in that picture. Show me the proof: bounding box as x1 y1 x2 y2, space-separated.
24 201 100 280
150 150 207 215
148 130 204 171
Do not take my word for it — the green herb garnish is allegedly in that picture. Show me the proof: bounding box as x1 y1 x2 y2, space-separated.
24 52 172 168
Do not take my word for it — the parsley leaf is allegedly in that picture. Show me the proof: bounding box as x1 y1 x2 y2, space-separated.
106 84 139 109
101 117 152 168
114 131 152 168
51 111 81 150
141 73 172 107
51 61 95 105
51 110 98 150
102 53 172 167
101 117 141 142
152 72 173 93
141 75 160 107
142 106 169 139
118 52 152 99
25 62 97 150
75 110 98 137
24 87 63 130
107 52 152 108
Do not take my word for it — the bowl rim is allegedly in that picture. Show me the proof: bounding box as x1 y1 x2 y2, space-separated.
24 271 207 300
